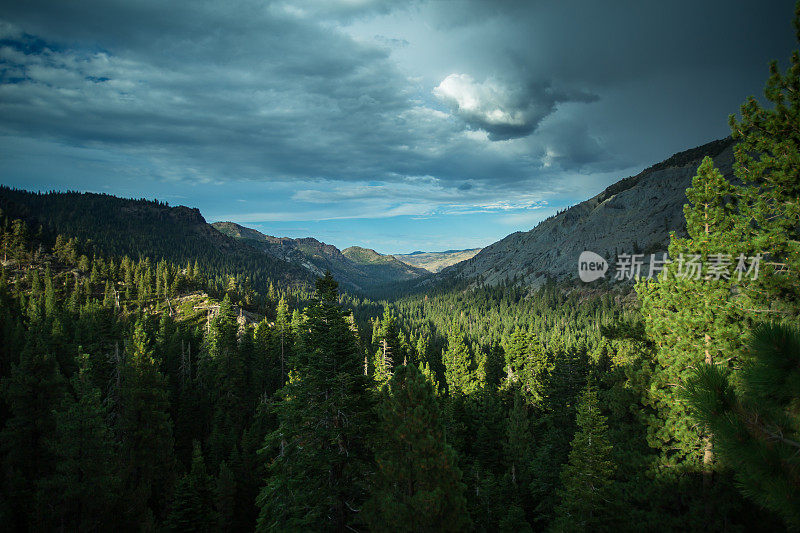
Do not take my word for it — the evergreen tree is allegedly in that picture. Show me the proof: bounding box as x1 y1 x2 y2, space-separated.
372 308 400 388
118 317 175 522
551 384 616 531
729 2 800 318
684 323 800 529
45 352 120 531
504 328 553 406
275 296 290 386
206 295 247 467
257 273 374 532
164 441 219 532
363 364 470 532
0 332 66 530
216 460 237 531
636 156 745 494
504 390 534 498
442 327 477 396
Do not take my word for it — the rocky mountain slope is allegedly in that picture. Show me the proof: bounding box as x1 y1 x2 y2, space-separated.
212 222 429 292
442 138 735 286
393 249 482 273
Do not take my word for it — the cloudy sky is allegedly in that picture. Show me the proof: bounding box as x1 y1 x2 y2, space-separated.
0 0 796 253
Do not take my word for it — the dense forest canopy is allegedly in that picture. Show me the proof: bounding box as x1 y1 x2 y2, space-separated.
1 4 799 532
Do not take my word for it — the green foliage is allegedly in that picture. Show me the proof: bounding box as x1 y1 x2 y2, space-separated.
729 4 800 317
371 307 400 388
363 364 470 532
257 274 374 532
443 327 478 396
0 332 67 529
636 155 746 480
685 323 800 529
45 353 120 530
551 384 616 531
119 317 176 521
3 12 800 525
504 327 553 406
165 441 219 532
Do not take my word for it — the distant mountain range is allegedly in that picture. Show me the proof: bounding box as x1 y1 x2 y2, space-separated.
393 249 482 273
0 137 735 295
442 137 735 286
211 222 431 292
0 186 480 296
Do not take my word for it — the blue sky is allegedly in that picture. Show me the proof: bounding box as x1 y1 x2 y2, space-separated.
0 0 796 254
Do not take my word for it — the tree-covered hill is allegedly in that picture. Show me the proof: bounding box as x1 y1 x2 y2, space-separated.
0 188 315 294
342 245 428 280
212 221 429 293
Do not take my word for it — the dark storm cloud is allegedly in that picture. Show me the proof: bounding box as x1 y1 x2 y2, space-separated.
0 0 796 209
419 0 797 156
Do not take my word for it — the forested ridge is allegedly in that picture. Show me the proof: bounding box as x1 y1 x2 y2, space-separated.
1 5 799 532
0 187 316 294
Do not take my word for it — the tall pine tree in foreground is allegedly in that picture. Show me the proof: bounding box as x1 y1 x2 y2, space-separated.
636 155 745 494
363 363 470 532
257 272 374 532
684 323 800 529
729 1 800 318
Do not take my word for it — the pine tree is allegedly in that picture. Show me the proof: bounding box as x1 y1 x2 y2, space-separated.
442 327 477 396
45 352 120 531
551 384 616 531
363 364 470 532
257 272 374 532
275 297 290 386
165 441 219 532
505 391 534 495
118 317 175 522
0 331 67 530
216 460 237 530
253 318 278 398
636 156 745 489
684 323 800 529
504 328 553 406
206 295 247 467
728 2 800 318
484 343 505 390
372 308 400 388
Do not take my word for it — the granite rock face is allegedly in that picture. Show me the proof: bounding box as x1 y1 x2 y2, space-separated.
443 138 735 286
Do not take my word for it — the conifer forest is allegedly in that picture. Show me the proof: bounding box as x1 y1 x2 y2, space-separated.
1 1 799 532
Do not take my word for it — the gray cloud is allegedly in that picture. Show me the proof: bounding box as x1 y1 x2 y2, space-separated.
0 0 796 250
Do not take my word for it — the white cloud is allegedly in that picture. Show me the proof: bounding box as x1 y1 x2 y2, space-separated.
434 74 530 127
432 73 595 141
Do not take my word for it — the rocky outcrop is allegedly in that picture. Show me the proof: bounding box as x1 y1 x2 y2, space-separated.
443 138 735 286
